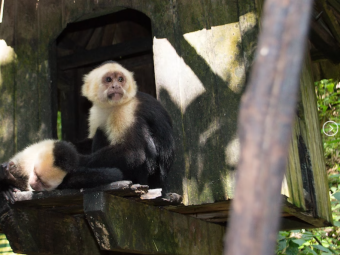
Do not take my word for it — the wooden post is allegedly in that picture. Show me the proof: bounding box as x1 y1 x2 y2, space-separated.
224 0 313 254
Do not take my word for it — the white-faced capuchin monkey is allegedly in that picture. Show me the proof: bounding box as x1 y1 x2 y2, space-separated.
73 61 175 188
0 139 123 202
0 61 174 202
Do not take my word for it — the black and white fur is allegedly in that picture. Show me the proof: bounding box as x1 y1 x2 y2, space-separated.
77 61 174 188
0 62 174 197
0 140 122 195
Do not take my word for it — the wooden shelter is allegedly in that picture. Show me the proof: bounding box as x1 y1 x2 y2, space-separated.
0 0 335 254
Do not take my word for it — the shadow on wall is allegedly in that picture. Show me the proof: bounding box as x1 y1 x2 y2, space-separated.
158 21 258 203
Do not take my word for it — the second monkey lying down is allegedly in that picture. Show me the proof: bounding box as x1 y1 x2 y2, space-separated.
0 61 175 197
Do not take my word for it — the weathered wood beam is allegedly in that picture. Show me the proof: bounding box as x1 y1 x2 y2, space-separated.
316 0 340 43
309 19 340 63
0 201 102 255
84 192 225 255
224 0 313 254
58 37 152 70
4 181 182 215
282 197 332 228
327 0 340 19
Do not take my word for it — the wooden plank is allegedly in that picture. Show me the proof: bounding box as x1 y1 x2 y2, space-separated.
176 0 219 205
167 200 232 214
58 69 78 142
84 192 225 254
299 55 333 223
0 201 101 255
38 0 63 140
62 0 91 27
14 0 40 151
317 0 340 43
238 0 259 77
58 37 152 70
0 0 15 161
309 19 340 63
151 1 188 203
328 0 340 14
285 121 306 210
282 198 332 228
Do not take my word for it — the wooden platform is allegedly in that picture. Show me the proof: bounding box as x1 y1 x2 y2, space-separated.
0 181 331 228
0 181 333 255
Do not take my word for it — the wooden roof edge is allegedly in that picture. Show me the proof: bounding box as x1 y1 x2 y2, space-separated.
282 196 333 228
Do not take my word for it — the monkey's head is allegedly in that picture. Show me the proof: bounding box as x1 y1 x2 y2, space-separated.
82 62 138 107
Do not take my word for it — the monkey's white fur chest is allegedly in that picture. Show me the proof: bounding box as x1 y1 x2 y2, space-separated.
88 98 138 145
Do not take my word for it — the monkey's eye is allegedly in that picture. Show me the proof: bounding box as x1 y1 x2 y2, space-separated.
118 77 124 82
106 77 112 82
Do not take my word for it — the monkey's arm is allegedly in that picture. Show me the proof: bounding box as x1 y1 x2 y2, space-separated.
78 142 151 184
0 163 21 203
57 167 123 190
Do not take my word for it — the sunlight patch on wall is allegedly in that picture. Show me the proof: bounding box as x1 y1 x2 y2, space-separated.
281 175 290 198
199 118 221 146
183 23 245 93
153 38 206 113
224 137 240 167
0 40 16 66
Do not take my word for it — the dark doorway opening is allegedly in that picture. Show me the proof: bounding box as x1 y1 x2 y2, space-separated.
55 9 155 143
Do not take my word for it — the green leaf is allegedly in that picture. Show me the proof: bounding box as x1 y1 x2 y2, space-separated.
332 192 340 201
325 140 340 145
277 239 287 252
278 231 290 238
303 232 314 239
302 247 318 255
291 238 306 246
312 245 332 253
327 84 335 93
286 241 299 255
334 221 340 227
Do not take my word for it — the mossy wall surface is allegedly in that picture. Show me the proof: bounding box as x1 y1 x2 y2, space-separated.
0 0 329 222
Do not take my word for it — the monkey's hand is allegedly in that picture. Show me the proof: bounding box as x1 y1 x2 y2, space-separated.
2 186 20 204
0 162 17 184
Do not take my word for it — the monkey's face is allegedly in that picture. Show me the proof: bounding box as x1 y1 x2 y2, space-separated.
82 63 137 107
101 71 127 102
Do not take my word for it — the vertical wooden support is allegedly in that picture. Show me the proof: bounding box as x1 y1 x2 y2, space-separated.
84 192 225 255
0 202 102 255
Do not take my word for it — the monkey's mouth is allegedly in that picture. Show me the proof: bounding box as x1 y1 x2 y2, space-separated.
107 92 123 100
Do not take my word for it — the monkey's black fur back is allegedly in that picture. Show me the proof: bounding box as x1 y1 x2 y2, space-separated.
78 92 174 188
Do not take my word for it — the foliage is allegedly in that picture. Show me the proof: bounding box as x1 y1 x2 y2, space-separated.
315 79 340 167
276 79 340 254
57 111 62 140
0 234 20 255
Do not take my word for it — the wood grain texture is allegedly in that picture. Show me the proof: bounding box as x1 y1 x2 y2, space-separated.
0 205 101 255
37 0 63 139
14 0 40 151
84 192 225 254
0 0 15 162
299 55 332 223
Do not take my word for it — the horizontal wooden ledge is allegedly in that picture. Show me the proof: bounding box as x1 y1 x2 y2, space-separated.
2 184 332 229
